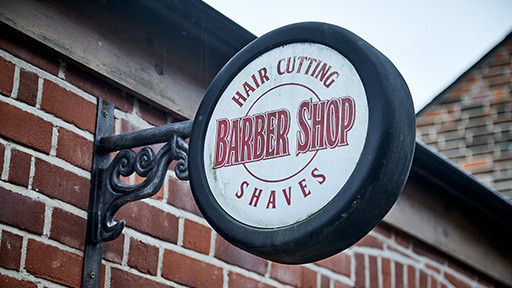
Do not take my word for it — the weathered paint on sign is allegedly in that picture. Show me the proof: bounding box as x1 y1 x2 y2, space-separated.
203 43 369 228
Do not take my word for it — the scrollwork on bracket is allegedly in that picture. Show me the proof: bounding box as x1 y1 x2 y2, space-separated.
97 134 189 242
83 99 193 288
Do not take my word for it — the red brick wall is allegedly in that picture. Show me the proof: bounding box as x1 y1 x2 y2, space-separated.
0 27 498 287
417 35 512 201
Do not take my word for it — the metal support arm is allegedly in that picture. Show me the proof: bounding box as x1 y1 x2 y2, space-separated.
82 99 192 288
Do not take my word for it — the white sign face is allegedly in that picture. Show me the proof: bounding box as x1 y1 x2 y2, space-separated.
203 43 368 228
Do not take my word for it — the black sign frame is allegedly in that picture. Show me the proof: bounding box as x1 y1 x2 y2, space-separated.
189 22 415 264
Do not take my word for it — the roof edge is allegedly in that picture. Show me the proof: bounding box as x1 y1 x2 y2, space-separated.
142 0 257 55
411 141 512 229
417 30 512 116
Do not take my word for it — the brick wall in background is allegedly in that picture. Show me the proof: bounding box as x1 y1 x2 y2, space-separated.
0 29 499 287
416 35 512 201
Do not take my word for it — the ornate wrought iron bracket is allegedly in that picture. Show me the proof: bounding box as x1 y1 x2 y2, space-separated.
81 98 192 288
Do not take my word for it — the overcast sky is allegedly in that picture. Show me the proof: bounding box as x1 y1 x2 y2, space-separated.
203 0 512 112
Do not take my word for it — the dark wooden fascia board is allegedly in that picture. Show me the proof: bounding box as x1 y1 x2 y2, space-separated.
0 0 256 119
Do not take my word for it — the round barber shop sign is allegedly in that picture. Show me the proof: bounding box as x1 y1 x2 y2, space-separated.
189 22 415 263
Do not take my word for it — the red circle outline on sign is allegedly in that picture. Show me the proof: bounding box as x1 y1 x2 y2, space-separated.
242 83 321 183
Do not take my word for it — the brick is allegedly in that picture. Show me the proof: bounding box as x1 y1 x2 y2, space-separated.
99 264 106 288
0 186 45 234
128 238 159 276
8 148 32 187
466 125 490 137
270 262 316 288
32 158 90 210
228 271 276 288
0 230 23 270
56 127 93 171
495 108 511 124
167 176 201 216
116 201 178 243
461 104 485 117
487 50 510 68
430 276 439 288
466 115 488 129
162 249 222 288
183 219 211 254
0 57 15 96
407 265 416 287
444 272 471 288
120 117 142 133
460 158 491 172
436 147 464 159
369 256 378 288
419 270 428 288
419 109 443 123
215 235 267 275
395 262 404 288
41 80 96 133
50 207 86 250
493 88 508 101
355 234 383 249
468 134 493 147
103 232 124 264
440 138 464 151
137 99 168 126
66 63 133 112
110 267 171 288
320 274 329 288
447 88 469 100
354 253 365 288
0 101 53 154
438 121 460 134
25 239 82 287
17 68 39 106
481 66 505 79
382 258 391 288
315 252 350 276
0 23 60 76
0 274 37 288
